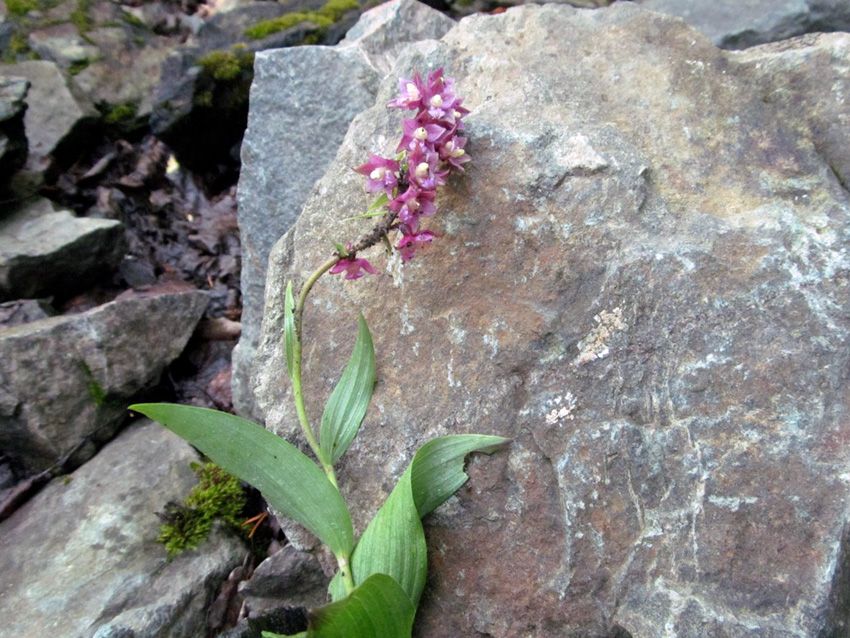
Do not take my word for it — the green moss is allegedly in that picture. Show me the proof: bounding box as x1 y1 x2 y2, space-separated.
68 58 90 75
103 101 137 125
1 32 33 63
244 0 358 40
70 0 93 33
193 45 254 113
197 45 254 82
119 10 146 29
158 462 246 559
5 0 39 18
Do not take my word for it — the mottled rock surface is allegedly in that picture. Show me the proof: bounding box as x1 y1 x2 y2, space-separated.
0 60 97 172
0 286 208 472
637 0 850 49
0 75 27 190
245 4 850 636
0 197 125 300
730 32 850 193
233 0 454 418
0 420 245 638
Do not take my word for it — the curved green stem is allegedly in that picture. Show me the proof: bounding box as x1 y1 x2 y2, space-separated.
291 256 340 481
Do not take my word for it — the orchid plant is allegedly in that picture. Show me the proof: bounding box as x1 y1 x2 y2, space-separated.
132 69 505 637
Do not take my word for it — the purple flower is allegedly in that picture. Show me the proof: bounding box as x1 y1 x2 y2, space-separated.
398 119 446 152
354 155 399 196
390 186 436 231
408 145 448 190
388 73 427 111
330 256 377 280
438 135 470 170
397 230 436 262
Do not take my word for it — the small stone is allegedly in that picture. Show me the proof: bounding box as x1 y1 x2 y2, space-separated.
0 60 98 173
0 285 208 471
0 197 125 300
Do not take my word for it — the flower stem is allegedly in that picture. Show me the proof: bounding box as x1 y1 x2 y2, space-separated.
291 255 340 480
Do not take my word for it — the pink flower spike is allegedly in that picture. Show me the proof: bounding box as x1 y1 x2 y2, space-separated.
330 256 377 280
397 230 436 262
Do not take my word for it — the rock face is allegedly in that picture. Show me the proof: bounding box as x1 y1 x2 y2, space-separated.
0 420 245 638
0 75 28 189
233 0 455 418
637 0 850 49
0 60 98 173
0 197 125 299
243 4 850 636
0 286 208 472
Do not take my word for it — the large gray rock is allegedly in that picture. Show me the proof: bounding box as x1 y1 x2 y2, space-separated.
339 0 455 72
0 420 245 638
0 60 98 172
233 0 455 418
0 75 28 189
0 285 208 472
637 0 850 49
245 4 850 636
0 197 125 300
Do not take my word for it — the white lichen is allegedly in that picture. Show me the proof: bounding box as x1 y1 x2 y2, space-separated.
544 392 577 425
574 307 627 365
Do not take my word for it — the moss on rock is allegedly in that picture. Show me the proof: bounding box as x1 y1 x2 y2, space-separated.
244 0 358 40
158 462 246 559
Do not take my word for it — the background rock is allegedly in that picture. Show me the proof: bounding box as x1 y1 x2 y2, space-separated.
730 32 850 193
0 75 27 191
0 197 125 300
0 420 245 638
0 60 98 174
151 0 360 187
0 285 208 472
636 0 850 49
246 4 850 636
233 0 454 418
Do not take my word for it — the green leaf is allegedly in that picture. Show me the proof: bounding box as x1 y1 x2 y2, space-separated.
130 403 353 556
319 315 376 464
284 281 296 379
342 193 390 222
342 434 508 606
310 574 414 637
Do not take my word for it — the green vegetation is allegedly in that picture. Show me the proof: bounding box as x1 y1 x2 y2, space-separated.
68 58 90 75
5 0 39 18
193 44 255 112
70 0 93 33
103 101 138 125
158 462 246 558
118 9 146 30
1 32 34 63
244 0 358 41
197 45 254 82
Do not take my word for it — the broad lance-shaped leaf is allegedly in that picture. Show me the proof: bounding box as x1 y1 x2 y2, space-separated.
264 574 414 638
284 281 296 379
131 403 353 556
319 315 375 464
329 434 508 604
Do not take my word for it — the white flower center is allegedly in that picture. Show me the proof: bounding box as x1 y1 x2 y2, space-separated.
453 110 462 119
415 162 430 179
369 167 386 180
406 83 420 101
414 127 428 141
407 198 420 211
429 94 443 108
